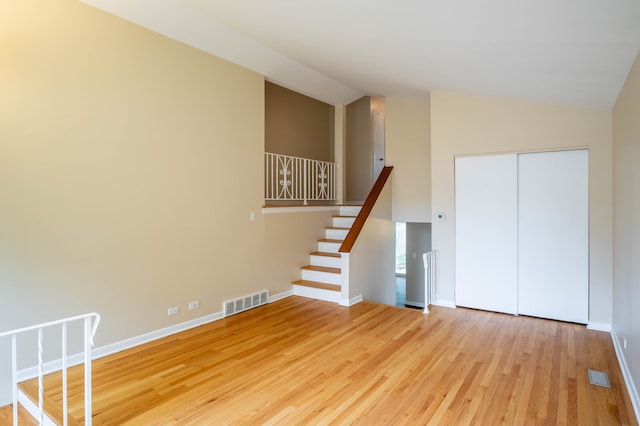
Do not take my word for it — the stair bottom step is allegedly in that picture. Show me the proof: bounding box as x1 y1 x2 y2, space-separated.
293 280 341 304
292 280 340 292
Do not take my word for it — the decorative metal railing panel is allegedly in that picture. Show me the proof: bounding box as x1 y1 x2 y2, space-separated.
265 153 337 204
0 313 100 426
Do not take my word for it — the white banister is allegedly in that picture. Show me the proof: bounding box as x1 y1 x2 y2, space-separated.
37 328 43 424
423 251 437 314
265 153 337 204
0 313 100 426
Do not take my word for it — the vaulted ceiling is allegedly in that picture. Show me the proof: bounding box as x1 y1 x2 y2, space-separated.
82 0 640 108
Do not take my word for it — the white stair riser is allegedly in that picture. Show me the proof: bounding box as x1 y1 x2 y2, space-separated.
293 285 340 303
333 217 356 228
326 228 349 240
310 255 341 268
340 206 362 216
302 269 341 285
318 241 342 253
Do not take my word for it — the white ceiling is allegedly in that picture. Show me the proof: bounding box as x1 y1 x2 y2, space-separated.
83 0 640 108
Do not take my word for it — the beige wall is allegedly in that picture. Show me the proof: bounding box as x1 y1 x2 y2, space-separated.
265 81 334 162
385 96 431 222
0 0 335 405
430 92 613 326
347 176 395 305
612 51 640 409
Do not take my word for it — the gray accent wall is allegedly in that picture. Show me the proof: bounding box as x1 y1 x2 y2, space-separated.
265 81 334 162
405 223 432 307
345 96 385 202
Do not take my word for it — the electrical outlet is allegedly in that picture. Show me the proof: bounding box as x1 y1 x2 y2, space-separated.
189 300 200 311
168 306 179 316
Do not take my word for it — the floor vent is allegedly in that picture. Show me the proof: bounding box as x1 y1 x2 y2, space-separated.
223 290 269 317
588 369 611 388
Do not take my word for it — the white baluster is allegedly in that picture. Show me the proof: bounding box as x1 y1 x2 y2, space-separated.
11 334 17 426
62 322 68 426
84 317 93 426
38 328 44 425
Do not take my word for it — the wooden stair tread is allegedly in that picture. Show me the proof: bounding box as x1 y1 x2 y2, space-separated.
326 227 351 230
292 280 341 292
318 239 343 243
301 265 341 274
332 215 357 219
310 251 341 258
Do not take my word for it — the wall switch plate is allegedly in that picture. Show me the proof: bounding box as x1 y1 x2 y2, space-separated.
168 307 179 316
189 300 200 310
250 211 256 222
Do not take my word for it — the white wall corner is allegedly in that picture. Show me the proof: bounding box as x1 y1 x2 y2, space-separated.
431 299 457 309
339 295 363 307
587 322 612 332
340 252 350 302
611 328 640 422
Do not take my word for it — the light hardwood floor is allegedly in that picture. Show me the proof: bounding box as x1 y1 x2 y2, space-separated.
12 296 638 425
0 404 38 425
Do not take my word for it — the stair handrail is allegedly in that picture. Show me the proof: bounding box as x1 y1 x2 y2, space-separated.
339 166 393 253
0 312 101 426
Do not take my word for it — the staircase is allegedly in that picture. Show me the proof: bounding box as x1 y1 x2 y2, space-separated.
292 205 361 303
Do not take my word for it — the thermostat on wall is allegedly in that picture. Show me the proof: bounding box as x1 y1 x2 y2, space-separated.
436 213 446 221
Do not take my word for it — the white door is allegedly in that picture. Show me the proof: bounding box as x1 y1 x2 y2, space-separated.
372 110 385 180
455 154 518 314
517 150 589 323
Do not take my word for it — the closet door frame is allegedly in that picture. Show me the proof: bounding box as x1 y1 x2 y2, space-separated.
517 149 589 324
454 149 589 323
454 154 519 315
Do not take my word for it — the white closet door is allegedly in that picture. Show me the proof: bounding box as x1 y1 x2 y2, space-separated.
517 150 589 323
455 154 518 314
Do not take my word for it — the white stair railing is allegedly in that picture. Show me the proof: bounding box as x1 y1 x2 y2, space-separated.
0 313 100 426
265 152 337 204
423 251 437 314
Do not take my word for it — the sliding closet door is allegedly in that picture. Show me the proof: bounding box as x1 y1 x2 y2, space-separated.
517 150 588 323
455 154 518 314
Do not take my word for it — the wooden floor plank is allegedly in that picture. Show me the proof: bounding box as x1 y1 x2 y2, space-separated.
0 404 38 426
15 297 638 425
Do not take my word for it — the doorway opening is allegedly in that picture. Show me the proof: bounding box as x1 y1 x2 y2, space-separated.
395 222 406 306
396 222 432 309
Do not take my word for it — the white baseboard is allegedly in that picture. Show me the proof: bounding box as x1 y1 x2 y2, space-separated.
431 299 456 309
339 295 363 306
16 294 293 382
611 328 640 422
17 310 225 381
269 290 293 303
587 322 612 332
93 311 226 361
